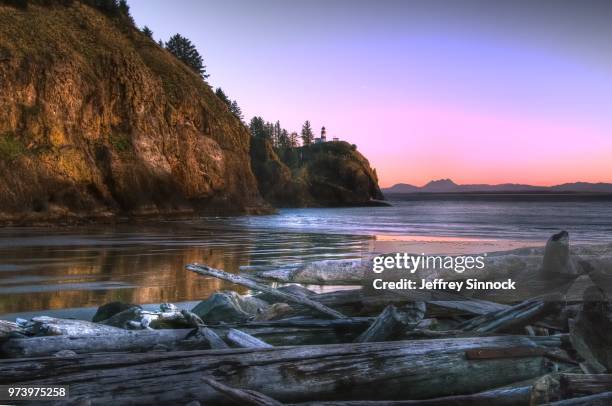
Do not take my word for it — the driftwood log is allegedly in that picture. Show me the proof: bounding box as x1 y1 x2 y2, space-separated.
226 328 273 348
546 391 612 405
0 336 567 404
0 320 23 339
458 295 561 334
355 305 412 343
186 264 346 319
291 385 532 405
1 318 374 357
202 377 284 406
26 316 130 336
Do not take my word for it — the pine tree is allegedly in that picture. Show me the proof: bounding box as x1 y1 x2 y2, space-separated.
249 117 266 138
118 0 129 15
273 121 282 147
264 122 273 141
166 33 209 78
301 120 314 146
229 100 243 121
279 129 290 149
289 131 299 147
141 26 153 38
215 88 231 107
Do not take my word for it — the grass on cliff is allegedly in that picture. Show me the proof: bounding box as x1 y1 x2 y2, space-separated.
0 133 25 162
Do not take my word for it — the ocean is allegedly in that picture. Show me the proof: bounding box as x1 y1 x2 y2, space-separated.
0 194 610 315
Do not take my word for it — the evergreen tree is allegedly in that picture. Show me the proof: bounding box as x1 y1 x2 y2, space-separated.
274 121 282 147
215 88 231 107
141 26 153 38
118 0 129 15
158 39 164 47
249 116 266 138
279 129 290 149
289 131 299 147
166 34 209 78
264 122 274 141
229 100 243 121
301 120 314 146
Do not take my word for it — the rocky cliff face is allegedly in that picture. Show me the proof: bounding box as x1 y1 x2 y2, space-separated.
251 138 384 207
0 2 384 224
0 2 266 224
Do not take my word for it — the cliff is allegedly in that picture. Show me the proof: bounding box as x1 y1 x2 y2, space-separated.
0 1 385 225
251 138 384 207
0 1 267 224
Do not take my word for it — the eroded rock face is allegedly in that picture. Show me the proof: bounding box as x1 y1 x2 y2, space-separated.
0 3 266 223
250 138 384 207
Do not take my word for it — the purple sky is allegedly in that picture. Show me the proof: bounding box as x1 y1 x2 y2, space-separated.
129 0 612 187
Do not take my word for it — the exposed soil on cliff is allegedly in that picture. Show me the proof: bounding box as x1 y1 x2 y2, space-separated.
0 1 268 224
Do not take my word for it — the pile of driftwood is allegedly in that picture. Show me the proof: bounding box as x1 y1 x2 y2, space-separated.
1 231 611 405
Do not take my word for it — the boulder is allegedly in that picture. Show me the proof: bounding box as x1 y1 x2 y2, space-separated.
191 291 269 324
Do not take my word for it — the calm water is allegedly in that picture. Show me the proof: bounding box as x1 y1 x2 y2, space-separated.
1 194 610 315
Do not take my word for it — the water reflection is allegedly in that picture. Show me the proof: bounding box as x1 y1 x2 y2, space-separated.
0 222 369 314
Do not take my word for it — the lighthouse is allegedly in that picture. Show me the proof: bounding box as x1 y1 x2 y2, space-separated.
320 126 327 142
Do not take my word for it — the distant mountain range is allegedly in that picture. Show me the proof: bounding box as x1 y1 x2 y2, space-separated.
383 179 612 194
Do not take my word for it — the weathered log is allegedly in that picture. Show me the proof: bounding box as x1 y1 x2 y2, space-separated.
202 377 284 406
290 287 509 318
27 316 131 336
559 374 612 398
242 259 369 285
542 231 579 277
545 391 612 405
245 242 612 287
226 328 273 348
458 295 561 333
256 285 317 303
0 320 24 339
355 305 410 343
1 328 196 357
1 318 373 357
186 264 346 319
191 327 229 350
569 287 612 373
229 317 373 330
0 336 568 404
290 385 532 405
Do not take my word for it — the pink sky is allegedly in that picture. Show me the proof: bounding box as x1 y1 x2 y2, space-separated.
130 1 612 187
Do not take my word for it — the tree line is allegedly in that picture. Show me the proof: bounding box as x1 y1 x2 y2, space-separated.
249 118 317 148
137 10 322 151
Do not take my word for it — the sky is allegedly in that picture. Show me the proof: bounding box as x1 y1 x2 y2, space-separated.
129 0 612 187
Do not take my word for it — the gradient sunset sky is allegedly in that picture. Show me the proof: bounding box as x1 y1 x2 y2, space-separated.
129 0 612 187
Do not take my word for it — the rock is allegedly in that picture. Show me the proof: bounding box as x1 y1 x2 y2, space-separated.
191 291 269 324
93 302 142 323
99 307 143 329
250 137 384 207
254 303 294 321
